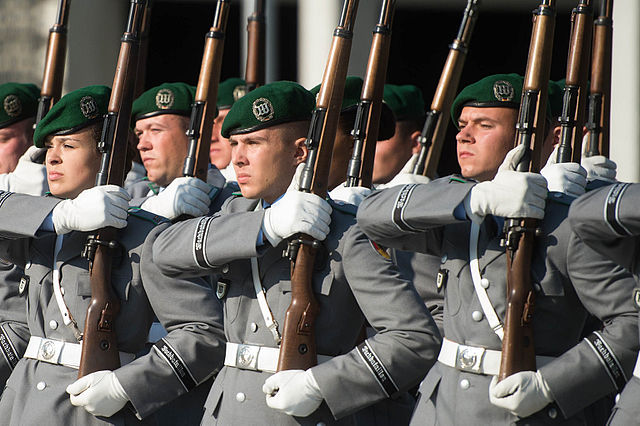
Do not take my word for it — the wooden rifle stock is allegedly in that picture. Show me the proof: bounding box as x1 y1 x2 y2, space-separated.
245 0 265 91
36 0 71 125
412 0 480 178
585 0 613 158
78 0 147 378
499 0 556 382
556 0 593 164
183 0 231 183
277 0 359 372
345 0 396 189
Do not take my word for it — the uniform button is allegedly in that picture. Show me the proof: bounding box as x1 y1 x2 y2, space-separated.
441 254 448 264
235 392 246 402
459 379 470 390
25 261 32 270
222 264 230 274
480 278 489 289
548 407 557 419
36 381 46 390
317 423 327 426
250 322 258 332
534 283 542 292
553 193 562 198
49 320 58 330
471 311 483 322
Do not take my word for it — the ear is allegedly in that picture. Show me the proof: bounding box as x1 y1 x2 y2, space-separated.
553 125 562 145
410 130 422 154
293 136 308 166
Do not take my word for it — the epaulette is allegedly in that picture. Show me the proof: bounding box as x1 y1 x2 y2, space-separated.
328 199 357 216
547 191 574 206
127 207 170 225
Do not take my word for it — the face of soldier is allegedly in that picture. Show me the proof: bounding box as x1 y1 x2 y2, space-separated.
373 122 420 184
0 118 33 174
209 108 232 170
230 125 307 204
456 106 518 182
135 114 189 187
45 126 102 199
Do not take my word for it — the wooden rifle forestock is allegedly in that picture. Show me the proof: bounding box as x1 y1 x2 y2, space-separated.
586 0 613 158
499 0 556 382
413 0 480 178
277 0 359 372
78 0 146 378
345 0 395 189
245 0 265 91
556 0 593 164
183 0 230 183
37 0 71 125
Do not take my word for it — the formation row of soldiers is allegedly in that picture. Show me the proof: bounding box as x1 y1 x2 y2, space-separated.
0 64 638 425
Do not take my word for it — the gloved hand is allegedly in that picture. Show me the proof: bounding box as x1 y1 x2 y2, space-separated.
263 369 324 417
328 182 371 206
464 144 548 223
489 371 554 418
140 176 213 220
67 370 130 417
262 164 332 246
376 153 432 188
540 145 587 198
581 155 617 182
0 146 48 195
52 185 131 234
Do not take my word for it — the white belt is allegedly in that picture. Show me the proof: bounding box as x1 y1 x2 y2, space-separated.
633 353 640 379
24 336 136 370
437 338 555 376
224 343 332 373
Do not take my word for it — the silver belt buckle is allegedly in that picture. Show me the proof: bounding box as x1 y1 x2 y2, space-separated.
235 344 260 371
38 339 64 364
456 345 485 373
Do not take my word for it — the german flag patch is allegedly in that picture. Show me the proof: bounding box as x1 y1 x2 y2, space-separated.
370 240 391 260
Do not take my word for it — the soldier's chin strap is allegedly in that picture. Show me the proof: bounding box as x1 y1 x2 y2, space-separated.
470 221 504 340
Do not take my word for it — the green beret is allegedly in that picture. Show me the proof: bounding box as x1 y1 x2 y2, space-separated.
221 81 315 138
309 76 396 140
218 77 247 110
383 84 425 121
132 82 195 121
33 85 110 148
451 73 524 124
0 82 40 129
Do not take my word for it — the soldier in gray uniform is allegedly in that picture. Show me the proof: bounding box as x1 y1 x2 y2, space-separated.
151 81 442 425
569 183 640 425
0 82 49 389
357 73 639 424
0 85 225 425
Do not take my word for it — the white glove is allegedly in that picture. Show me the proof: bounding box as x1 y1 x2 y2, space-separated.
262 164 332 246
489 371 554 418
140 176 213 220
52 185 131 234
464 144 548 223
0 146 48 195
540 146 587 198
328 182 371 206
263 369 324 417
581 155 617 182
67 370 130 417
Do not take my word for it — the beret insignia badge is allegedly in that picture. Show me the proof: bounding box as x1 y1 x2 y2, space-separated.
493 80 515 102
155 89 175 110
3 95 22 118
252 97 274 122
80 96 99 119
233 85 247 101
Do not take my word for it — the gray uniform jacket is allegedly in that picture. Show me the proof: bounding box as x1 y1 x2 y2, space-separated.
152 195 442 425
0 191 225 425
357 177 639 425
570 182 640 426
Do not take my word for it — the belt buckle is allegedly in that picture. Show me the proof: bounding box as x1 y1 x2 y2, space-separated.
456 345 485 373
38 339 64 364
236 344 260 371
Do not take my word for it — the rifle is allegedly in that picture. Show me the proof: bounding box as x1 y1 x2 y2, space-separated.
556 0 593 163
183 0 231 182
345 0 396 189
36 0 71 125
245 0 265 91
499 0 556 382
277 0 359 371
412 0 480 178
585 0 613 158
78 0 147 378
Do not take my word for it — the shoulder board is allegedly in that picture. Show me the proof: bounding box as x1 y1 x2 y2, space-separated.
547 192 574 206
328 199 357 216
127 207 170 225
